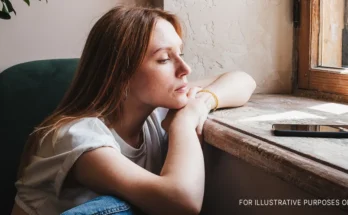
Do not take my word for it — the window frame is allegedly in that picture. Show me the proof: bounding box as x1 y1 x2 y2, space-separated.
297 0 348 101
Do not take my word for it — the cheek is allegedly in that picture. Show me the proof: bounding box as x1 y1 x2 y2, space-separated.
132 62 177 102
140 71 173 92
132 73 171 99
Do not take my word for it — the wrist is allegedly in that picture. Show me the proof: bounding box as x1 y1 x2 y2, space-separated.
169 112 196 129
168 116 196 134
196 91 217 112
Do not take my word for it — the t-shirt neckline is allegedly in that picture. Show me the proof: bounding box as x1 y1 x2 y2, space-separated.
110 122 148 158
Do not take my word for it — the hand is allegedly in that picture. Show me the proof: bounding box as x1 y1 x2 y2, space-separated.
186 86 203 99
161 87 210 143
188 87 208 144
161 87 203 132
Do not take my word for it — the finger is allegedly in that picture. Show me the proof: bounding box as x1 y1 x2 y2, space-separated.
187 87 202 99
187 88 196 99
192 87 203 96
187 88 193 98
196 118 204 135
197 133 203 145
197 117 205 144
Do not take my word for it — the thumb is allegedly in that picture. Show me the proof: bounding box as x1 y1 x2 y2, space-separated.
196 116 205 136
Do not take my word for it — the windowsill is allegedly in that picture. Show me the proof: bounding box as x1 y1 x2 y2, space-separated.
312 67 348 74
203 94 348 206
294 89 348 104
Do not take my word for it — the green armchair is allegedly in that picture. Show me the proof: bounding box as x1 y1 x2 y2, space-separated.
0 59 79 214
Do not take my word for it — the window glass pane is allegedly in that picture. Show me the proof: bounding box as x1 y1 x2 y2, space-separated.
319 0 347 68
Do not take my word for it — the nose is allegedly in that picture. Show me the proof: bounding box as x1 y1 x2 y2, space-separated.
175 58 191 78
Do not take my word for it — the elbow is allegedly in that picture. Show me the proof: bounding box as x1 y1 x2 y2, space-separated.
184 196 202 215
233 71 256 106
178 196 202 215
251 77 257 92
249 74 257 91
238 71 256 93
248 74 257 97
228 70 256 92
173 184 203 215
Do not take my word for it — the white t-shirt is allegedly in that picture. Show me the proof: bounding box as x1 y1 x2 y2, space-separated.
15 108 168 215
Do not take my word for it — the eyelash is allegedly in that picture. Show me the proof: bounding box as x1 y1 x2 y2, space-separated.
158 54 184 64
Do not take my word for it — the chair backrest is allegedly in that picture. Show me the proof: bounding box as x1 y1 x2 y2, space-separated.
0 58 78 214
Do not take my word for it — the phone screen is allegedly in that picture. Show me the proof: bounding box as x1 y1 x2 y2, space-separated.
272 124 348 133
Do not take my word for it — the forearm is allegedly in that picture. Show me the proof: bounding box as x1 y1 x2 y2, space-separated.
160 119 205 213
200 71 256 109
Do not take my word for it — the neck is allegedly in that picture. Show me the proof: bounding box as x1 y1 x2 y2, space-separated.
111 96 155 148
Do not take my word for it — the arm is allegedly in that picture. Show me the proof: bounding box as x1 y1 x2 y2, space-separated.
188 71 256 110
72 101 206 215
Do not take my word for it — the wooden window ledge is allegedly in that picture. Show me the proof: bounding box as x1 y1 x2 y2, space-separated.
203 94 348 210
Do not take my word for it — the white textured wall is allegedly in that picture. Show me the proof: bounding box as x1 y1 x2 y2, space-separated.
165 0 294 93
0 0 149 72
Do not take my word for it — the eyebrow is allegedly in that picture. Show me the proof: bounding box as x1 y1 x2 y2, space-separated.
152 43 183 55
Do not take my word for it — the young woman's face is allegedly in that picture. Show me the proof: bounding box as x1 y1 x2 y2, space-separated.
129 18 191 109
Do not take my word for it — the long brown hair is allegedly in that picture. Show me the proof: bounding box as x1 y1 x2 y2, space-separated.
18 5 183 179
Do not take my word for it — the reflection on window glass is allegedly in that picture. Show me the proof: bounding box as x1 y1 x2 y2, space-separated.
319 0 348 68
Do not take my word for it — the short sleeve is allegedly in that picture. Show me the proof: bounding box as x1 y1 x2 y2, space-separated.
150 108 169 164
152 107 169 137
53 117 120 197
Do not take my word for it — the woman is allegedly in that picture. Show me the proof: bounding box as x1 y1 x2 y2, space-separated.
11 5 256 215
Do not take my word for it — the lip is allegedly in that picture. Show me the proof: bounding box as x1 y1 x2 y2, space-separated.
175 83 188 92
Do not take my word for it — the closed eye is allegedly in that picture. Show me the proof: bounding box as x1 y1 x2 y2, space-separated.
157 53 184 64
158 59 170 64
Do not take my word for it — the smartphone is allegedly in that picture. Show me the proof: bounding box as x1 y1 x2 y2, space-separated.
272 124 348 138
